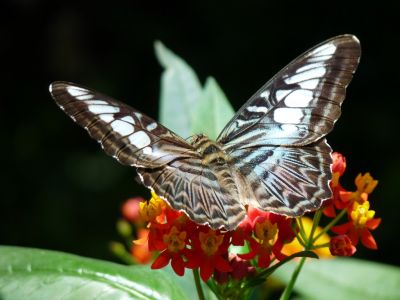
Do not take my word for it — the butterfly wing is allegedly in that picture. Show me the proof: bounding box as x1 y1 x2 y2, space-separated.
219 35 361 216
50 81 243 229
218 35 360 149
137 158 246 230
50 81 200 168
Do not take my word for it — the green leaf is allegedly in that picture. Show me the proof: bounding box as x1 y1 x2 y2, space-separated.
192 77 235 140
162 265 217 300
155 41 202 138
273 257 400 300
0 246 191 300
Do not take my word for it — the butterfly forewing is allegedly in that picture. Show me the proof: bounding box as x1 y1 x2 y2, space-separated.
218 35 360 149
50 82 199 168
50 35 361 230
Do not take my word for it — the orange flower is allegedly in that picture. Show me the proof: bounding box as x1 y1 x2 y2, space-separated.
132 229 152 264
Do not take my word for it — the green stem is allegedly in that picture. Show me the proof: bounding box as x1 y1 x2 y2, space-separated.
280 210 322 300
193 269 205 300
308 210 322 246
312 208 347 243
296 218 308 244
279 256 307 300
313 242 330 249
294 230 307 247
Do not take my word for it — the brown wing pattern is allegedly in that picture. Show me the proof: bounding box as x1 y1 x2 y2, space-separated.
137 158 247 230
50 81 198 168
219 35 361 150
231 139 332 216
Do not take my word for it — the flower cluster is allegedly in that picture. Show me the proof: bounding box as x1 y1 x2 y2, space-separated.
138 192 294 282
111 151 381 288
324 152 381 255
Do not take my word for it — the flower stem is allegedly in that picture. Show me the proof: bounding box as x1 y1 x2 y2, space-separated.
296 218 308 244
308 210 322 246
192 269 205 300
280 210 322 300
312 208 347 243
279 256 307 300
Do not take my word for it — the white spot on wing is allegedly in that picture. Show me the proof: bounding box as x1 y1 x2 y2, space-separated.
296 62 324 73
146 122 157 131
129 131 151 148
285 90 314 107
88 105 120 114
121 116 135 124
142 146 153 155
299 79 320 89
276 90 291 101
85 100 108 105
274 108 304 123
284 67 326 85
111 120 134 136
260 90 270 98
99 114 114 122
313 43 336 57
77 94 94 100
246 106 268 113
67 86 88 97
281 124 298 133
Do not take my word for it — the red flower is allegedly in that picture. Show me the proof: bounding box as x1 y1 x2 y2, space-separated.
151 225 189 276
238 209 293 267
332 201 381 249
230 254 256 281
185 228 232 281
332 152 347 177
323 152 351 217
213 254 256 284
231 217 253 246
329 235 356 256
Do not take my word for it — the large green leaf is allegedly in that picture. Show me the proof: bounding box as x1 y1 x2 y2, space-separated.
274 258 400 300
155 41 202 138
192 77 235 140
0 246 201 300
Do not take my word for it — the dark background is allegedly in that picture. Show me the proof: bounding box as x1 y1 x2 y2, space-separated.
1 1 399 266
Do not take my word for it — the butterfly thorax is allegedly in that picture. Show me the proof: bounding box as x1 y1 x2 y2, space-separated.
191 134 228 165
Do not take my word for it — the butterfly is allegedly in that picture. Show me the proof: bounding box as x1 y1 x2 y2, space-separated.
50 35 361 231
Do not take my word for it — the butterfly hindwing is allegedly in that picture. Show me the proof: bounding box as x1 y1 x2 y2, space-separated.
230 139 333 216
50 82 199 168
138 158 246 230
